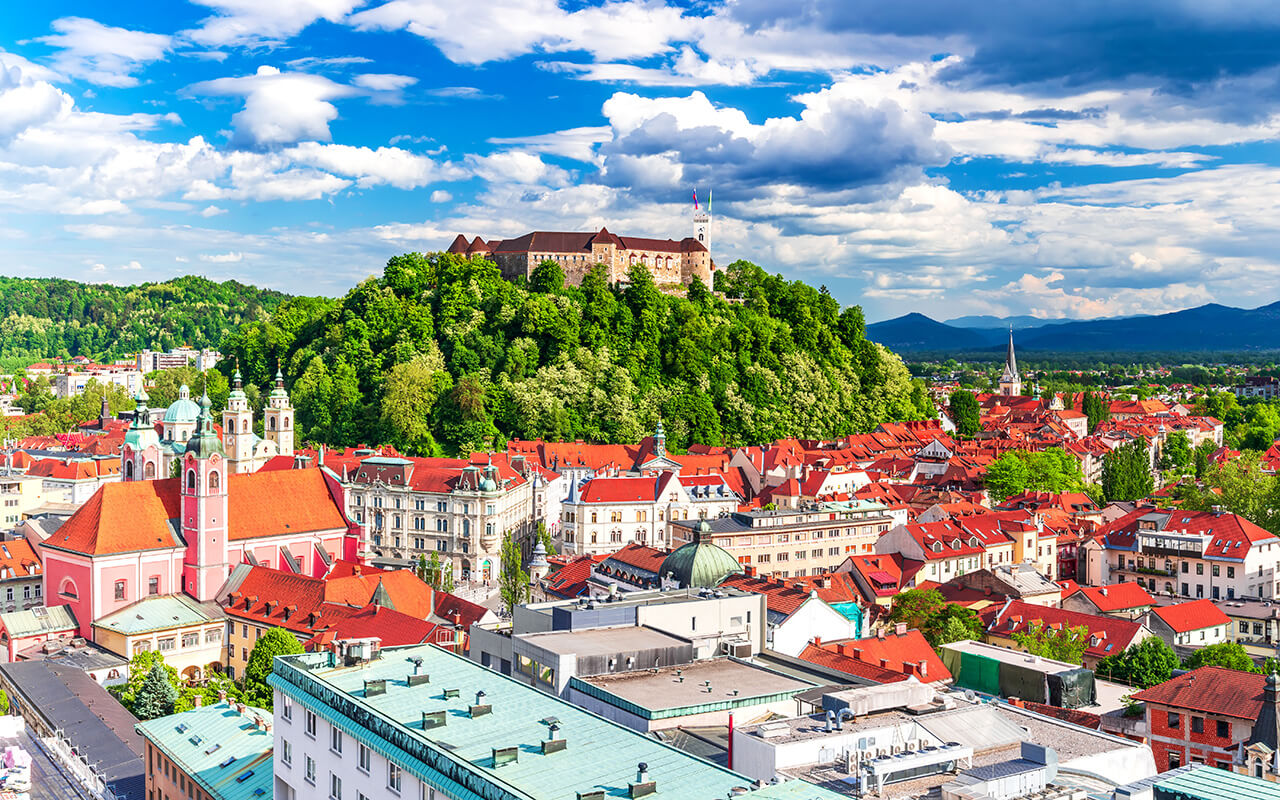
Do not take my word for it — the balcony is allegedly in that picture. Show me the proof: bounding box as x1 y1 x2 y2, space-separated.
1141 545 1202 559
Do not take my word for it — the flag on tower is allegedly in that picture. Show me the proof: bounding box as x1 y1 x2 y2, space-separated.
693 188 698 210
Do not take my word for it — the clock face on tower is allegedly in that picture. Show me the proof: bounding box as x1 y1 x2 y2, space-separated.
210 453 221 466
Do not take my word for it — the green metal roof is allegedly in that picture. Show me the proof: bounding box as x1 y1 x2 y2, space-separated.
270 644 846 800
1155 765 1280 800
0 605 77 638
93 594 222 636
659 537 742 589
135 702 273 800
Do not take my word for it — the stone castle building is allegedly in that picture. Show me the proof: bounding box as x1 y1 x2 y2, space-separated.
446 204 715 287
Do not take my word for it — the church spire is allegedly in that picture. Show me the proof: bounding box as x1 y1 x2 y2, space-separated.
999 327 1022 397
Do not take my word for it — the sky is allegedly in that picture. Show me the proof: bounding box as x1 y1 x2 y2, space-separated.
4 2 1280 322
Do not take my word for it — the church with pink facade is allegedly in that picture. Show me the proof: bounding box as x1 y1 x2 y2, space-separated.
39 381 360 638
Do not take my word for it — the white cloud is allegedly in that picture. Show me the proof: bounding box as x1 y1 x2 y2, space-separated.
187 0 366 47
429 190 451 202
0 61 71 143
188 65 358 148
487 126 610 162
349 0 690 64
200 205 228 217
351 73 416 92
121 259 142 270
286 141 466 188
199 251 244 262
36 17 171 88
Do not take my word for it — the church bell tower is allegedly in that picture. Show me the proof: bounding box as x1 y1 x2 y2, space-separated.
693 188 712 253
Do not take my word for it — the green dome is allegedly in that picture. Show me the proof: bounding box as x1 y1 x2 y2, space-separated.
184 393 225 459
660 522 742 589
163 384 200 424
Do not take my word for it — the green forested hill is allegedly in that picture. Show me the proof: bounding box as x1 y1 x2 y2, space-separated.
220 254 934 455
0 276 288 362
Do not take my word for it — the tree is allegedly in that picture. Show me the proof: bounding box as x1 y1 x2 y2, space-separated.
530 260 565 294
133 663 178 720
536 521 557 556
950 390 981 437
1082 391 1111 433
0 689 10 715
985 452 1031 502
1193 440 1216 479
886 589 945 632
243 627 303 709
1179 459 1280 533
1159 430 1192 472
416 553 430 583
1102 439 1155 502
1095 637 1180 688
928 604 984 648
499 531 529 616
1182 641 1255 672
1011 622 1090 665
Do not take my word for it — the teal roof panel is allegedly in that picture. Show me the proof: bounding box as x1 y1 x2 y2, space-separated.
271 644 840 800
94 594 223 636
135 702 273 800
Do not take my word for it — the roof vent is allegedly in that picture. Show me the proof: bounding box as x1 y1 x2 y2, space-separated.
630 763 656 798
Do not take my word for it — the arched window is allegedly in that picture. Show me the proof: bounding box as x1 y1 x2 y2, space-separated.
144 462 155 479
630 254 636 266
269 417 277 431
284 418 290 429
209 471 220 490
59 578 78 599
187 469 197 490
227 419 235 434
125 461 134 480
641 255 648 267
665 256 673 269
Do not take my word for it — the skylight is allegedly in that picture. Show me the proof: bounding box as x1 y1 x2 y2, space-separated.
219 756 237 768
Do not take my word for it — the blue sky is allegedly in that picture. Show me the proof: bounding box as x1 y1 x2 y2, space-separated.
4 1 1280 321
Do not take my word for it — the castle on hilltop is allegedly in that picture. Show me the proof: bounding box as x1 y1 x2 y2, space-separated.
447 193 716 287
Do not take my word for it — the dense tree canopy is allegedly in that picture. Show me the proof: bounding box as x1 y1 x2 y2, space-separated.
950 389 981 437
984 448 1088 502
0 276 285 362
1095 637 1180 688
1101 440 1155 502
220 254 933 455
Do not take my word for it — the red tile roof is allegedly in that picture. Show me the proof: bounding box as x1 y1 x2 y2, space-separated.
543 555 602 598
1076 582 1155 612
0 539 41 580
1151 599 1231 633
798 629 950 683
45 469 349 556
602 542 667 574
429 591 490 630
988 599 1146 660
1132 667 1265 720
304 604 443 650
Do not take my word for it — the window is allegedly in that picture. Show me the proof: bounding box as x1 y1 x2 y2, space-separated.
388 763 402 793
330 726 343 754
1192 716 1204 733
1218 720 1230 738
306 710 317 737
1212 565 1220 577
358 743 370 773
1197 563 1204 575
281 697 292 720
182 632 199 648
305 756 316 784
158 637 175 652
1228 566 1236 578
205 628 221 644
148 577 160 596
281 739 292 765
1168 712 1181 728
330 773 342 800
114 580 126 601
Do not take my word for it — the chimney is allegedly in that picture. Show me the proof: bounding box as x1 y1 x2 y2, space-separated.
1100 587 1108 597
193 695 202 708
218 690 228 703
894 622 907 636
877 628 886 640
744 565 756 578
918 660 928 677
812 636 821 648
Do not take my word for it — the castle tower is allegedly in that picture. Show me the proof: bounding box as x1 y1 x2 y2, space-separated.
122 388 161 482
181 393 229 602
222 369 255 474
999 328 1022 397
263 369 294 457
693 188 711 253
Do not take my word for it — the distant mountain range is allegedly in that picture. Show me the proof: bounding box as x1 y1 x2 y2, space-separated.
942 314 1064 330
869 302 1280 353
